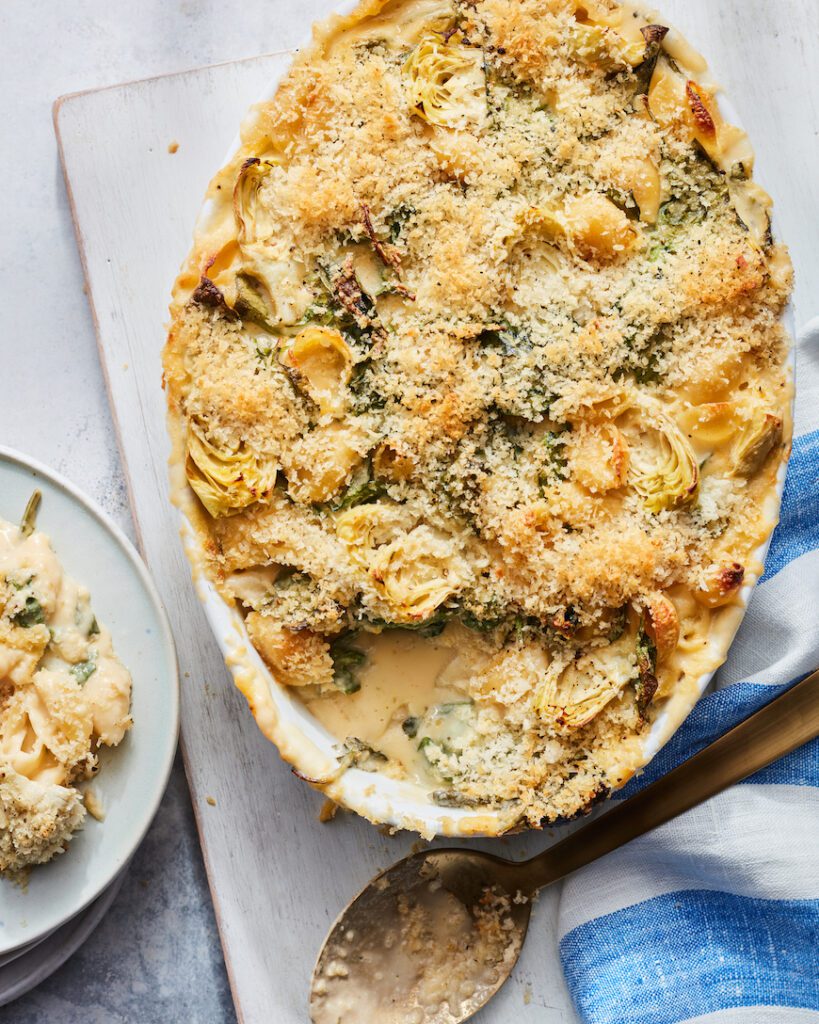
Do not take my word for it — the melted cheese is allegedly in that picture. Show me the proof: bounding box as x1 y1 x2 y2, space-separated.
0 511 133 874
165 0 792 830
307 629 465 782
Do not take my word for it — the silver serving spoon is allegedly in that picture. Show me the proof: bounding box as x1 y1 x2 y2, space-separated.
310 668 819 1024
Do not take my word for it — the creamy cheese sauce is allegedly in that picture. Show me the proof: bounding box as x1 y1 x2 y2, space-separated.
167 0 792 832
307 629 468 785
312 867 520 1024
0 505 133 875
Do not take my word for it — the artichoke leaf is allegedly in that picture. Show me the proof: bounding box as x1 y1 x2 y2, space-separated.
633 25 669 97
234 273 277 331
233 157 278 245
231 159 312 327
237 248 311 329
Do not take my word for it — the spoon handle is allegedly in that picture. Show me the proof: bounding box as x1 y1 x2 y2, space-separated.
519 668 819 892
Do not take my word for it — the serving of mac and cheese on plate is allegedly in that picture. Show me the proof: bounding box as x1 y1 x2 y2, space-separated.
0 448 178 956
0 493 132 878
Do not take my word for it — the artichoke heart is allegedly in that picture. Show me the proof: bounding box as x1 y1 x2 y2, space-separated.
371 525 468 623
335 503 419 567
567 22 645 70
278 327 354 417
336 505 467 622
544 640 636 730
232 158 311 328
186 424 276 518
555 680 624 729
402 33 487 130
233 157 278 245
630 417 699 514
732 411 783 478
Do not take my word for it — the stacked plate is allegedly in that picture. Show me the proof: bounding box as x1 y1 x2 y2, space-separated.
0 449 179 1006
0 867 126 1007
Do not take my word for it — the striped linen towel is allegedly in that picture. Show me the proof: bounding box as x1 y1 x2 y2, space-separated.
557 318 819 1024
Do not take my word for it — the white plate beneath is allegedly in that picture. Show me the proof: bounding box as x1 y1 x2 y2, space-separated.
0 447 179 954
0 866 127 1008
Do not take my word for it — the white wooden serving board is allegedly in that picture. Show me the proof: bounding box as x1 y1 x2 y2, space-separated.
53 3 819 1022
52 49 575 1024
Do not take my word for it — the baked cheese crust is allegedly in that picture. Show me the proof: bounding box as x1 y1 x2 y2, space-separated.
165 0 792 830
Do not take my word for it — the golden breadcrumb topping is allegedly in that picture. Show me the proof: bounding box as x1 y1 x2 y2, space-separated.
165 0 792 828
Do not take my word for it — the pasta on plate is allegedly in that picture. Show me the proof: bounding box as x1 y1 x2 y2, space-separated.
0 496 132 875
165 0 792 831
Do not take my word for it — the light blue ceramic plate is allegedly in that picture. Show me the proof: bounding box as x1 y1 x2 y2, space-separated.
0 447 179 954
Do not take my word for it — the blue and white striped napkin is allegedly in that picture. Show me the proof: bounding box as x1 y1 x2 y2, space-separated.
557 319 819 1024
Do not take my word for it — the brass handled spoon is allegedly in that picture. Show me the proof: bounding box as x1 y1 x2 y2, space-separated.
310 668 819 1024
